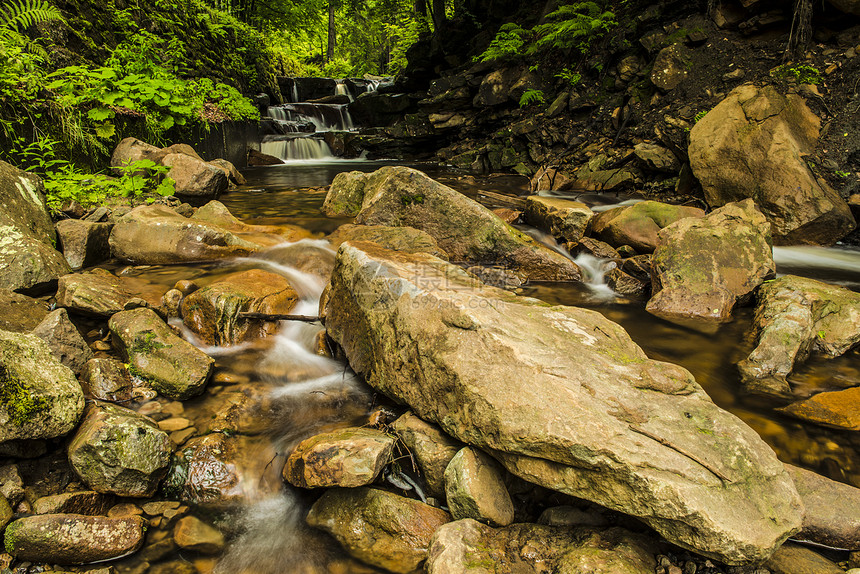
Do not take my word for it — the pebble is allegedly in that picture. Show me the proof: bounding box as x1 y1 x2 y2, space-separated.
174 279 199 295
137 402 163 417
158 417 191 432
171 427 197 446
108 503 143 518
162 401 185 416
92 340 112 351
141 500 180 516
212 371 247 384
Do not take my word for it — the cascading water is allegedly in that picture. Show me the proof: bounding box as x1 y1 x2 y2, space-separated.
263 91 356 161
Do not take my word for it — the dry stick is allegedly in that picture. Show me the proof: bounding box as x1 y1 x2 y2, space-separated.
237 313 324 323
628 425 733 483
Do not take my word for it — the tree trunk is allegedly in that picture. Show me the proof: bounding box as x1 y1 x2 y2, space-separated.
414 0 427 17
432 0 445 32
787 0 813 55
327 1 337 62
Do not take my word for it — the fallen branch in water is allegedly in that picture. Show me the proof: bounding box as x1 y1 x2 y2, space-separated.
237 313 324 324
477 190 527 209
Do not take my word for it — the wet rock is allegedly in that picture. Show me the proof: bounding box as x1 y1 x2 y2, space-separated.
591 201 704 254
391 412 463 499
647 199 774 325
32 491 113 515
191 200 308 247
306 487 451 573
0 289 48 333
109 307 214 400
324 167 580 281
109 204 260 264
174 515 225 554
80 358 134 402
328 223 448 259
787 464 860 549
162 153 229 199
634 143 681 173
181 269 298 346
324 242 802 564
284 427 395 488
31 308 93 375
0 494 10 532
163 432 252 505
427 520 656 574
689 84 856 245
473 67 522 107
55 219 113 270
779 386 860 430
444 448 514 527
350 92 412 126
606 268 649 297
570 237 620 260
247 148 284 166
0 330 84 444
208 158 246 187
256 242 337 281
651 44 691 90
523 196 593 243
110 137 167 174
56 268 133 316
0 465 24 506
537 505 609 527
4 513 146 564
738 275 860 395
68 402 172 497
829 0 860 15
0 160 71 293
530 166 571 192
764 542 843 574
492 208 521 225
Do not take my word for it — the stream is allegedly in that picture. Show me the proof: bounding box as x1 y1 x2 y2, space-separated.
102 158 860 574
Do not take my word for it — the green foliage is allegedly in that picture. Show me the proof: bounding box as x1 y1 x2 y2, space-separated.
694 110 708 123
770 63 821 85
556 67 582 86
519 89 545 108
476 22 529 63
530 2 616 54
0 0 63 41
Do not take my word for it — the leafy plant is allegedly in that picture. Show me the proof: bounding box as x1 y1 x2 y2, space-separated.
770 63 821 85
530 2 616 55
519 89 545 108
476 23 530 62
694 110 708 123
556 67 582 86
0 0 64 42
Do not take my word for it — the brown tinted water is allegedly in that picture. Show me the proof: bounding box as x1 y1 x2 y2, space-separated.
114 161 860 573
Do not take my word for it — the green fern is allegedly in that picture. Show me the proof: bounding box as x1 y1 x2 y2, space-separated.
519 89 545 108
529 2 615 55
476 22 529 63
0 0 64 41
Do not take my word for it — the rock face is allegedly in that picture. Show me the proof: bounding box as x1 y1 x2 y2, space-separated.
427 519 656 574
31 308 93 375
324 242 802 565
523 196 593 243
787 464 860 549
4 514 146 564
55 219 113 270
109 307 214 400
0 330 84 444
109 204 260 264
306 487 451 573
324 167 580 281
591 201 704 254
327 224 448 259
738 275 860 395
444 447 514 527
180 269 299 346
0 289 48 333
689 84 856 245
56 268 133 316
391 413 463 498
162 153 228 198
647 199 774 325
829 0 860 15
0 161 71 292
68 402 172 497
284 427 395 488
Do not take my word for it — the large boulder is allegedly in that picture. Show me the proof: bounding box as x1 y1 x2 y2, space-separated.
0 289 48 333
0 329 84 444
391 413 463 499
0 161 71 292
191 200 309 247
55 219 113 270
327 224 448 259
323 167 580 281
738 275 860 395
109 307 214 400
161 153 228 199
4 514 146 564
590 201 704 254
324 242 802 564
31 308 93 375
181 269 299 346
827 0 860 16
306 487 451 573
56 268 133 316
787 464 860 549
109 204 260 264
427 519 656 574
284 427 395 488
689 84 855 245
444 447 514 527
68 402 171 497
523 196 593 244
110 137 166 173
647 199 775 325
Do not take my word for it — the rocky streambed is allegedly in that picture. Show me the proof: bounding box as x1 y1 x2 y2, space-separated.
1 147 860 574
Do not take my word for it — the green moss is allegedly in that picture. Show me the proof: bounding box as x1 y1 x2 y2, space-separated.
128 330 169 354
400 193 424 206
0 365 49 426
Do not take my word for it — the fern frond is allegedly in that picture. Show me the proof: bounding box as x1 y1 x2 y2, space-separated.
0 0 64 33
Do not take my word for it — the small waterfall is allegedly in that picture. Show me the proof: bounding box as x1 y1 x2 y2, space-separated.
573 253 617 299
335 80 353 102
365 79 381 92
291 83 299 103
266 104 353 133
260 136 334 162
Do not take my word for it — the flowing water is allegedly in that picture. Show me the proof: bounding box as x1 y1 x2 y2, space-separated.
112 161 860 573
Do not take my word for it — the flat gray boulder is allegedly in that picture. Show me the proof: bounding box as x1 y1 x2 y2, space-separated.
324 241 802 565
